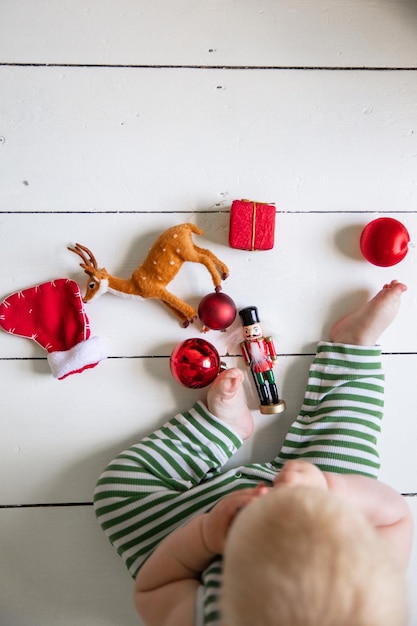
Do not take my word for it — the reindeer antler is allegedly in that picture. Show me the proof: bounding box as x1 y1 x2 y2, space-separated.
68 243 98 274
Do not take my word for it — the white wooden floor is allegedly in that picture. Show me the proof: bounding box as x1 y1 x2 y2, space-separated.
1 2 416 624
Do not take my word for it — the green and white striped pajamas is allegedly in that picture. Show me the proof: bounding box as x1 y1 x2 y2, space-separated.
93 342 385 625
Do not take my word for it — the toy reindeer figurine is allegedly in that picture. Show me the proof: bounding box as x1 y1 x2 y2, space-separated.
68 223 229 327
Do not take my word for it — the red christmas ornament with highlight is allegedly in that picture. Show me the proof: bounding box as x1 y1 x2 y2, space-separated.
360 218 410 267
170 338 221 388
198 291 237 331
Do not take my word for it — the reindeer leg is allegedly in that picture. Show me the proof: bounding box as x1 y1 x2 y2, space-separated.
160 301 192 328
191 246 230 287
152 287 198 327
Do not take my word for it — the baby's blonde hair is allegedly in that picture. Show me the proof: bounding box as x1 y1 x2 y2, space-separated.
221 486 408 626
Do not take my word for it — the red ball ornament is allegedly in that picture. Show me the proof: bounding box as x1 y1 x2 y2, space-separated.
170 338 221 389
198 291 237 331
360 218 410 267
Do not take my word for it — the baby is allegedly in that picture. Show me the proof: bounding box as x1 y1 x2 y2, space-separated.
94 281 413 626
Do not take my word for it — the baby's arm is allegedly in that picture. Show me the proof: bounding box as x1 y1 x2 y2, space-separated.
134 513 214 626
324 472 413 568
134 487 266 626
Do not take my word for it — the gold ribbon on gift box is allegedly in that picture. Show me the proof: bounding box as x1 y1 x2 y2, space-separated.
242 199 275 251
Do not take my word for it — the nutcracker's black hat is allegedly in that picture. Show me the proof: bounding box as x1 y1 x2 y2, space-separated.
239 306 260 327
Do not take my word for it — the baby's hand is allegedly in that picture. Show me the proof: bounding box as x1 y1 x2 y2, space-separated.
201 484 270 555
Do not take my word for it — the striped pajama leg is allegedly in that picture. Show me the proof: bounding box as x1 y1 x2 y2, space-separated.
93 402 244 580
274 342 385 479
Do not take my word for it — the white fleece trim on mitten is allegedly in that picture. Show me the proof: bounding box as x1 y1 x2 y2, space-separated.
47 336 107 379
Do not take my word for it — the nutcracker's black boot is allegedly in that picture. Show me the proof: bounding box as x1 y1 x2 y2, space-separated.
269 383 280 405
259 383 286 415
258 383 270 406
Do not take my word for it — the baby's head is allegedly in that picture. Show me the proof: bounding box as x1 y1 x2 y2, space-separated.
221 483 408 626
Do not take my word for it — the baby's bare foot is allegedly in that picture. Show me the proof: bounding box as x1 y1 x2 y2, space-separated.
207 368 254 440
330 280 407 346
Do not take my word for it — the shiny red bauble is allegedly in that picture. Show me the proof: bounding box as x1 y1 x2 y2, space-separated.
198 291 237 331
360 218 410 267
170 338 221 388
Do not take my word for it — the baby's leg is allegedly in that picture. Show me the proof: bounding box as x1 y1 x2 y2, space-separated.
274 282 406 478
94 389 246 578
207 368 254 440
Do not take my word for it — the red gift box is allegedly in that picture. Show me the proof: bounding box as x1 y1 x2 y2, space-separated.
229 200 276 251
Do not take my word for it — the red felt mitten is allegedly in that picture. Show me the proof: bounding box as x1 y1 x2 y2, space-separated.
0 279 107 379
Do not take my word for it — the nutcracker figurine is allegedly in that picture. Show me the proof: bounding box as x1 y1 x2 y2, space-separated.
238 306 286 415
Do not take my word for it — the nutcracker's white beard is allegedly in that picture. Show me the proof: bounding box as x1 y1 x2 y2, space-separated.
249 341 265 364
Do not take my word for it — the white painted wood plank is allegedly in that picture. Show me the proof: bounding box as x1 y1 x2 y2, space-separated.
1 67 417 213
0 356 237 505
1 0 417 68
1 212 416 357
0 506 140 626
1 499 416 626
0 351 415 505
